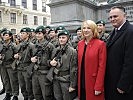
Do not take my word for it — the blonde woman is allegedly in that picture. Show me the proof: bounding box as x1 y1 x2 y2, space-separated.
78 20 106 100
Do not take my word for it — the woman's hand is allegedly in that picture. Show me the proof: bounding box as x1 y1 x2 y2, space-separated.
95 90 102 95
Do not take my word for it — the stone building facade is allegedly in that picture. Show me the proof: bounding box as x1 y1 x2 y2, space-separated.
0 0 51 34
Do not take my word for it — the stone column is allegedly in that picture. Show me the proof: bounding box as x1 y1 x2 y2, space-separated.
48 0 97 33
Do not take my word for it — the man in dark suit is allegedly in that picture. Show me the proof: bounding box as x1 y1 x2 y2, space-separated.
105 6 133 100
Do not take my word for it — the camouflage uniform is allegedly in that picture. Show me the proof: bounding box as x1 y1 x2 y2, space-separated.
32 39 54 100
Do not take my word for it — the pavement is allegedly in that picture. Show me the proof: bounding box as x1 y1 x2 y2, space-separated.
0 77 23 100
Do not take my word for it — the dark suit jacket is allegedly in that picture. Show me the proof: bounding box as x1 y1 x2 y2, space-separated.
105 20 133 100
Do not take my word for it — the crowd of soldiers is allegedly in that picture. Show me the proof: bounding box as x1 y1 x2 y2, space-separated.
0 20 109 100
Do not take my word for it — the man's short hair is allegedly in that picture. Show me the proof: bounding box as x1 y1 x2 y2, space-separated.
110 6 125 13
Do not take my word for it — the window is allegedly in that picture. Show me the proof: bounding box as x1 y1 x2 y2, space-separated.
8 0 16 6
0 11 2 22
43 17 47 25
34 16 38 25
42 6 46 12
10 13 16 23
33 0 37 10
22 0 27 8
11 29 16 34
23 14 28 24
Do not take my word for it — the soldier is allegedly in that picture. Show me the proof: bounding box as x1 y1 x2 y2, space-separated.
14 27 34 100
71 27 82 49
96 20 109 42
0 30 19 100
49 30 77 100
55 26 66 35
48 28 59 48
29 28 37 44
31 26 54 100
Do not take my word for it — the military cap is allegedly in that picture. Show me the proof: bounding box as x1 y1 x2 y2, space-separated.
0 28 7 33
96 20 105 25
35 26 45 33
3 30 12 36
58 30 70 37
76 27 81 33
30 28 35 32
55 26 65 33
20 27 31 33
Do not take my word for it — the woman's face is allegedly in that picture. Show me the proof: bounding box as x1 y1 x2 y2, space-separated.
3 34 11 41
58 35 68 45
36 32 44 41
20 32 29 41
82 23 93 39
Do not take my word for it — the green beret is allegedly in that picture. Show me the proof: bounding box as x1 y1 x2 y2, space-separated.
3 30 12 36
35 26 45 33
20 27 31 33
0 28 7 33
48 28 55 34
55 26 65 33
30 28 35 32
96 20 105 25
58 30 70 37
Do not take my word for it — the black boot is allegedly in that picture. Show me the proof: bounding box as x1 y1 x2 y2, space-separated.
0 88 5 95
3 93 12 100
12 96 18 100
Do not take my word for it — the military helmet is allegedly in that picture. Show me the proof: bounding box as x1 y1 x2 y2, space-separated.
35 26 45 33
20 27 31 33
58 30 70 37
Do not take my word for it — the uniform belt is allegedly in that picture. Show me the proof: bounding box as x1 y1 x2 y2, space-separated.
58 70 69 76
36 70 49 74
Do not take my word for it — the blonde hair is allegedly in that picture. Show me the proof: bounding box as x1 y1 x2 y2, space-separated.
81 20 99 39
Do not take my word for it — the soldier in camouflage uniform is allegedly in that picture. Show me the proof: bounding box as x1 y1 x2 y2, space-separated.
49 30 77 100
14 27 34 100
0 30 19 100
48 28 59 48
96 20 110 42
31 26 54 100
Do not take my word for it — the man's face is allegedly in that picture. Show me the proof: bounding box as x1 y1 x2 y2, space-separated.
77 30 82 37
109 8 126 28
97 24 105 34
36 32 44 41
20 32 29 40
58 35 68 45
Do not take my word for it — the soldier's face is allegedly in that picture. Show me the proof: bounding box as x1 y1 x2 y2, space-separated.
77 30 82 37
97 24 105 34
3 34 11 41
49 31 56 38
109 8 126 28
36 32 44 40
58 35 68 45
20 32 29 40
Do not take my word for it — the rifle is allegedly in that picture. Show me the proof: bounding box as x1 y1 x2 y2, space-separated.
46 45 67 82
0 44 3 64
27 40 51 78
11 42 28 70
